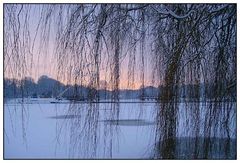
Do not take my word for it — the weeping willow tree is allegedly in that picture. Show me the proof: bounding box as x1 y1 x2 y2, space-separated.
4 4 236 159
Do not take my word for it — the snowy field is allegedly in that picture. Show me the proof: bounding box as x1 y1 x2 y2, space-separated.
4 98 236 159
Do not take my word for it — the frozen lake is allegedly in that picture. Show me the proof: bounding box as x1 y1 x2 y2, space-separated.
4 98 236 159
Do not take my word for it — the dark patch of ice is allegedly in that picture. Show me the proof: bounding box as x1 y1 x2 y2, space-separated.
152 137 236 159
101 119 155 126
48 115 81 119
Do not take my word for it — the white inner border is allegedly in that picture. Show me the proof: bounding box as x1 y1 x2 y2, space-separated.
0 0 239 162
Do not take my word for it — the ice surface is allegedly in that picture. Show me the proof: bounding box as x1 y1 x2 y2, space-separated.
4 98 236 159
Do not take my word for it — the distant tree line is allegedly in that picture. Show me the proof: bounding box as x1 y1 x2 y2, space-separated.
4 75 236 101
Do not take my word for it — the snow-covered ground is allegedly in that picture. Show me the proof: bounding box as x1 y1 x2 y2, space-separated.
4 98 236 159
